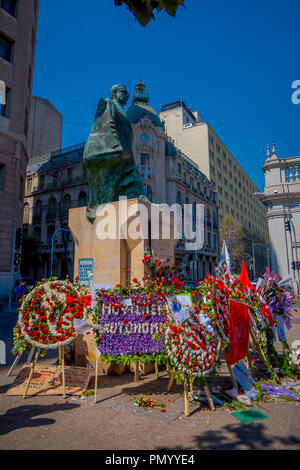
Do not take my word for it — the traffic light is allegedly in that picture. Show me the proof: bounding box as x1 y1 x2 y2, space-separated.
14 252 21 267
15 228 23 249
284 220 291 231
292 261 296 270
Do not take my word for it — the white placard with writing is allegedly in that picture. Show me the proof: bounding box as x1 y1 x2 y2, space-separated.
92 284 111 308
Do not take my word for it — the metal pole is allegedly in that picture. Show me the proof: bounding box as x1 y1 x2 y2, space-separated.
290 218 300 294
50 228 71 278
8 228 17 311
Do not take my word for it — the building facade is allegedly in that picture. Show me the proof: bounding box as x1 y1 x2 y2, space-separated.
28 96 63 160
262 143 300 294
23 82 219 284
159 100 269 243
0 0 39 299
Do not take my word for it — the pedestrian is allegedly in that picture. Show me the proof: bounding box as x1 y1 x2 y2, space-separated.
20 280 27 298
12 280 19 304
14 280 21 304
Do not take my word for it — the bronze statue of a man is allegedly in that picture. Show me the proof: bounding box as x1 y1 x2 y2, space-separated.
83 84 147 223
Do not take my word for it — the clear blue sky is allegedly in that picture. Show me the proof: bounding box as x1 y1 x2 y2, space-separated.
32 0 300 191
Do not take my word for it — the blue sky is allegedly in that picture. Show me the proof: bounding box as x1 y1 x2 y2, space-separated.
32 0 300 191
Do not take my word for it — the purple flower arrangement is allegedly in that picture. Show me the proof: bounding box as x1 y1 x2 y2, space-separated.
94 292 166 356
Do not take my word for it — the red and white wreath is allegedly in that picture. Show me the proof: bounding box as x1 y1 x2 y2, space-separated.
164 313 218 377
17 280 91 350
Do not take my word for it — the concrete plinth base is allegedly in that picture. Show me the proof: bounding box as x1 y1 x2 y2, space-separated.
69 198 176 289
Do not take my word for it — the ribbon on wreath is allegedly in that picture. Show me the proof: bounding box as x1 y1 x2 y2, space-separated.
66 294 92 307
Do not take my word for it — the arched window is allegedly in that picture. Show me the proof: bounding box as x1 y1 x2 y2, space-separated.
63 194 71 215
176 191 182 206
35 200 43 217
23 202 30 224
78 191 87 207
48 198 57 219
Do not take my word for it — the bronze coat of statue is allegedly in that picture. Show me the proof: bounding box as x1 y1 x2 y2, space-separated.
83 84 147 223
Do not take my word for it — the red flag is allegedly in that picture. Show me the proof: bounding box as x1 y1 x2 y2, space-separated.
226 299 250 366
239 261 253 291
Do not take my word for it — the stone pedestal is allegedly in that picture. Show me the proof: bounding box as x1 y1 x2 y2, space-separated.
69 198 176 288
69 198 176 375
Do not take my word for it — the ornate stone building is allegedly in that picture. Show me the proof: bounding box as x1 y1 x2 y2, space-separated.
23 82 219 284
0 0 39 300
262 143 300 294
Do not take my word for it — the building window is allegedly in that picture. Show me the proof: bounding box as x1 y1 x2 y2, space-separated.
26 178 32 193
0 87 11 118
47 225 56 245
0 163 5 191
178 163 181 174
176 191 182 207
0 33 14 62
34 200 43 220
78 191 87 207
39 174 45 189
208 232 211 248
23 203 30 224
63 194 71 216
140 153 149 166
48 198 57 219
1 0 18 17
53 171 58 186
66 167 72 183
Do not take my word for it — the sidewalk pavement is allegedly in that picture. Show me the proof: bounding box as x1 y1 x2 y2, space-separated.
0 301 299 450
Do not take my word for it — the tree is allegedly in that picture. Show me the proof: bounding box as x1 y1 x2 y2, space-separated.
114 0 185 26
243 229 269 278
219 215 250 274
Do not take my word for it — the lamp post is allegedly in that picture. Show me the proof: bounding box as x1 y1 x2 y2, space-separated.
50 228 71 279
8 228 17 311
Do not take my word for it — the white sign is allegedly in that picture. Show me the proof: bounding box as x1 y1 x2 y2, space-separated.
175 307 190 324
92 283 110 308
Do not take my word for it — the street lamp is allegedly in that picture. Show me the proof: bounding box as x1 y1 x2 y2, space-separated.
50 228 72 279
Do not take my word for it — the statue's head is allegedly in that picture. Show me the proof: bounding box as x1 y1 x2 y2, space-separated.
110 84 129 106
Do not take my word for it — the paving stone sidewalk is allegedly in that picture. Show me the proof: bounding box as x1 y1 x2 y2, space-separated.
0 301 299 450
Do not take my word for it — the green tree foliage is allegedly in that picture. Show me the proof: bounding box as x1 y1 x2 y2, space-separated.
219 215 250 274
114 0 185 26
